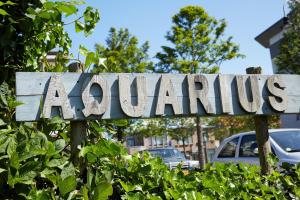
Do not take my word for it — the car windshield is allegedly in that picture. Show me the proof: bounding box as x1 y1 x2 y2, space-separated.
270 130 300 152
146 149 185 159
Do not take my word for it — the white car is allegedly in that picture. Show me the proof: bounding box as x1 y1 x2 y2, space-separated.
144 147 199 169
213 129 300 165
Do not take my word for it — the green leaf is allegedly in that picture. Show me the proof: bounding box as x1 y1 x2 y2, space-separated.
85 52 95 67
8 100 23 109
49 115 64 124
43 1 55 10
0 119 6 126
59 132 69 142
61 163 75 180
79 146 92 158
24 13 36 19
295 187 300 198
75 20 85 32
119 180 138 192
87 168 94 189
43 2 55 9
39 11 51 19
7 167 14 187
59 176 77 196
0 8 9 15
111 119 128 127
17 171 37 185
103 170 113 183
82 185 89 200
93 182 113 200
67 190 78 200
79 45 89 56
0 155 8 161
54 139 65 153
35 190 50 200
70 0 85 5
0 168 6 174
7 136 16 158
0 93 7 106
83 6 93 21
90 121 105 133
10 152 20 169
86 152 97 163
40 168 55 178
47 158 68 168
57 4 77 16
5 1 16 6
124 192 145 200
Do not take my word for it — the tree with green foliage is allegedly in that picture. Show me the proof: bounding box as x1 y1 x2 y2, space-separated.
92 27 154 142
0 0 42 83
275 0 300 74
155 5 243 168
155 6 242 73
167 118 195 157
0 0 99 78
94 27 153 73
125 118 170 148
209 115 280 141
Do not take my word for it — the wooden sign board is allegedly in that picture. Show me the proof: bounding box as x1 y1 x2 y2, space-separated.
15 72 300 121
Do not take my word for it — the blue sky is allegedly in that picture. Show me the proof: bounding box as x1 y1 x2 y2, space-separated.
66 0 287 75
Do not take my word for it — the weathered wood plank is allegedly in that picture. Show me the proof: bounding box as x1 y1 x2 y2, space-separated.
267 75 288 112
187 74 214 114
218 75 232 114
236 75 261 113
15 72 300 121
119 74 147 117
42 73 73 119
81 74 110 117
156 74 182 115
17 73 300 97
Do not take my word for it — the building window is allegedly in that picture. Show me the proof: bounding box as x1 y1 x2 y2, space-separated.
127 138 135 147
151 135 168 147
126 135 144 147
177 136 193 145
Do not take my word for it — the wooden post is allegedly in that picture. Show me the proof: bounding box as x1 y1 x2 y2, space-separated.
196 116 206 169
68 62 87 166
246 67 272 174
254 116 272 174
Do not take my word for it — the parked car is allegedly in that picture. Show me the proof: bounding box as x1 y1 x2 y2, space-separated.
212 129 300 165
143 147 199 169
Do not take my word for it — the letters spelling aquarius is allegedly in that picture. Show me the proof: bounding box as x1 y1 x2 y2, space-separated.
42 74 287 120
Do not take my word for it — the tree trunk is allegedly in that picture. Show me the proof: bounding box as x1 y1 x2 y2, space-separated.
116 127 123 143
196 116 206 169
182 138 186 158
246 67 272 175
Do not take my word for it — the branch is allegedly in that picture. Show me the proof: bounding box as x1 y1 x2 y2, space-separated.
63 16 83 26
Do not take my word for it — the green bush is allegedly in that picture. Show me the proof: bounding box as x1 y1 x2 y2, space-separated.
0 82 300 199
0 83 300 199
